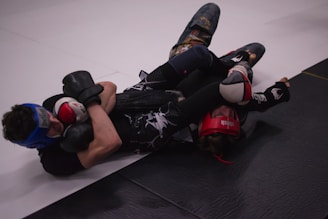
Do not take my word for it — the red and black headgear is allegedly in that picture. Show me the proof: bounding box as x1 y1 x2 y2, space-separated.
198 106 240 137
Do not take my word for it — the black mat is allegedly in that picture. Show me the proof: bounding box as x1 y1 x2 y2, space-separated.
26 59 328 219
302 58 328 79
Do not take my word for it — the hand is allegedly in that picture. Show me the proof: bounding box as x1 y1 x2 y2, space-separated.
62 70 104 107
60 120 94 153
264 78 291 103
279 77 290 88
220 61 252 105
53 97 89 125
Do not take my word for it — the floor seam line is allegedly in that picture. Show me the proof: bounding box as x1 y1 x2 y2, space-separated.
118 173 204 219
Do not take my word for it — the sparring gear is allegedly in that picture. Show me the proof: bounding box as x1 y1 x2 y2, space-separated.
53 97 88 125
12 103 59 149
249 81 290 111
219 42 266 68
62 70 103 107
219 61 252 105
169 3 220 58
198 105 240 165
125 46 212 92
266 82 290 102
60 120 93 153
168 45 212 76
199 105 240 137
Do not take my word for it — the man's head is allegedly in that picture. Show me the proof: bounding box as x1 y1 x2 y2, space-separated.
2 104 64 149
198 105 241 155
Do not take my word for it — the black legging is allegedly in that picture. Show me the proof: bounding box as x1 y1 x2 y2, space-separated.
166 46 231 124
177 81 229 125
142 45 232 125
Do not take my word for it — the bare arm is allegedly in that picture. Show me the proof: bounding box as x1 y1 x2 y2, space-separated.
279 77 290 88
98 81 117 114
77 81 122 168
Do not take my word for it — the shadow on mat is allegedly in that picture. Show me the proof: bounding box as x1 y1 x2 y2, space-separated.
157 120 283 163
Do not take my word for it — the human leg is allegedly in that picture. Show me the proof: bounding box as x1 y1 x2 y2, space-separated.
203 42 265 83
125 45 213 91
218 43 265 76
124 42 263 93
169 3 220 59
175 43 265 97
126 80 225 150
125 3 220 92
127 101 182 151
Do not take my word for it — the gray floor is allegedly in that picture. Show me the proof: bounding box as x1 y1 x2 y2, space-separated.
0 0 327 218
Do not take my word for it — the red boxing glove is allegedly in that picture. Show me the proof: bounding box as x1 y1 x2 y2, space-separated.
54 97 89 125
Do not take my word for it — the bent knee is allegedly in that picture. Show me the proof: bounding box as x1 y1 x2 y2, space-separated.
190 45 212 66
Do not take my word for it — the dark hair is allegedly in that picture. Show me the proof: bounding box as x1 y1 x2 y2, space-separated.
2 105 36 141
198 132 240 155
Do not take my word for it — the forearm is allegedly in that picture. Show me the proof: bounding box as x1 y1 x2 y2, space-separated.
239 79 290 112
98 81 117 114
61 71 122 168
78 103 122 168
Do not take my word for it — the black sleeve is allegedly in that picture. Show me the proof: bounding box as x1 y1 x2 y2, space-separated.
38 145 85 176
239 82 290 112
40 94 86 176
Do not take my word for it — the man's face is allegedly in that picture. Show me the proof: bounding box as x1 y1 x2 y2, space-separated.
211 105 236 118
198 105 240 157
198 104 240 138
46 112 64 138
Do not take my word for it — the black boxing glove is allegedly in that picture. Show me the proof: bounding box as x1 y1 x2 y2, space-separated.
60 120 94 153
62 70 104 107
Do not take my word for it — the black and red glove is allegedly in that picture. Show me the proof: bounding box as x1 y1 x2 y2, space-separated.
62 70 103 107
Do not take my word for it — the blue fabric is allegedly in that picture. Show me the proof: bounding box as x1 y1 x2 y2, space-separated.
168 45 212 76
